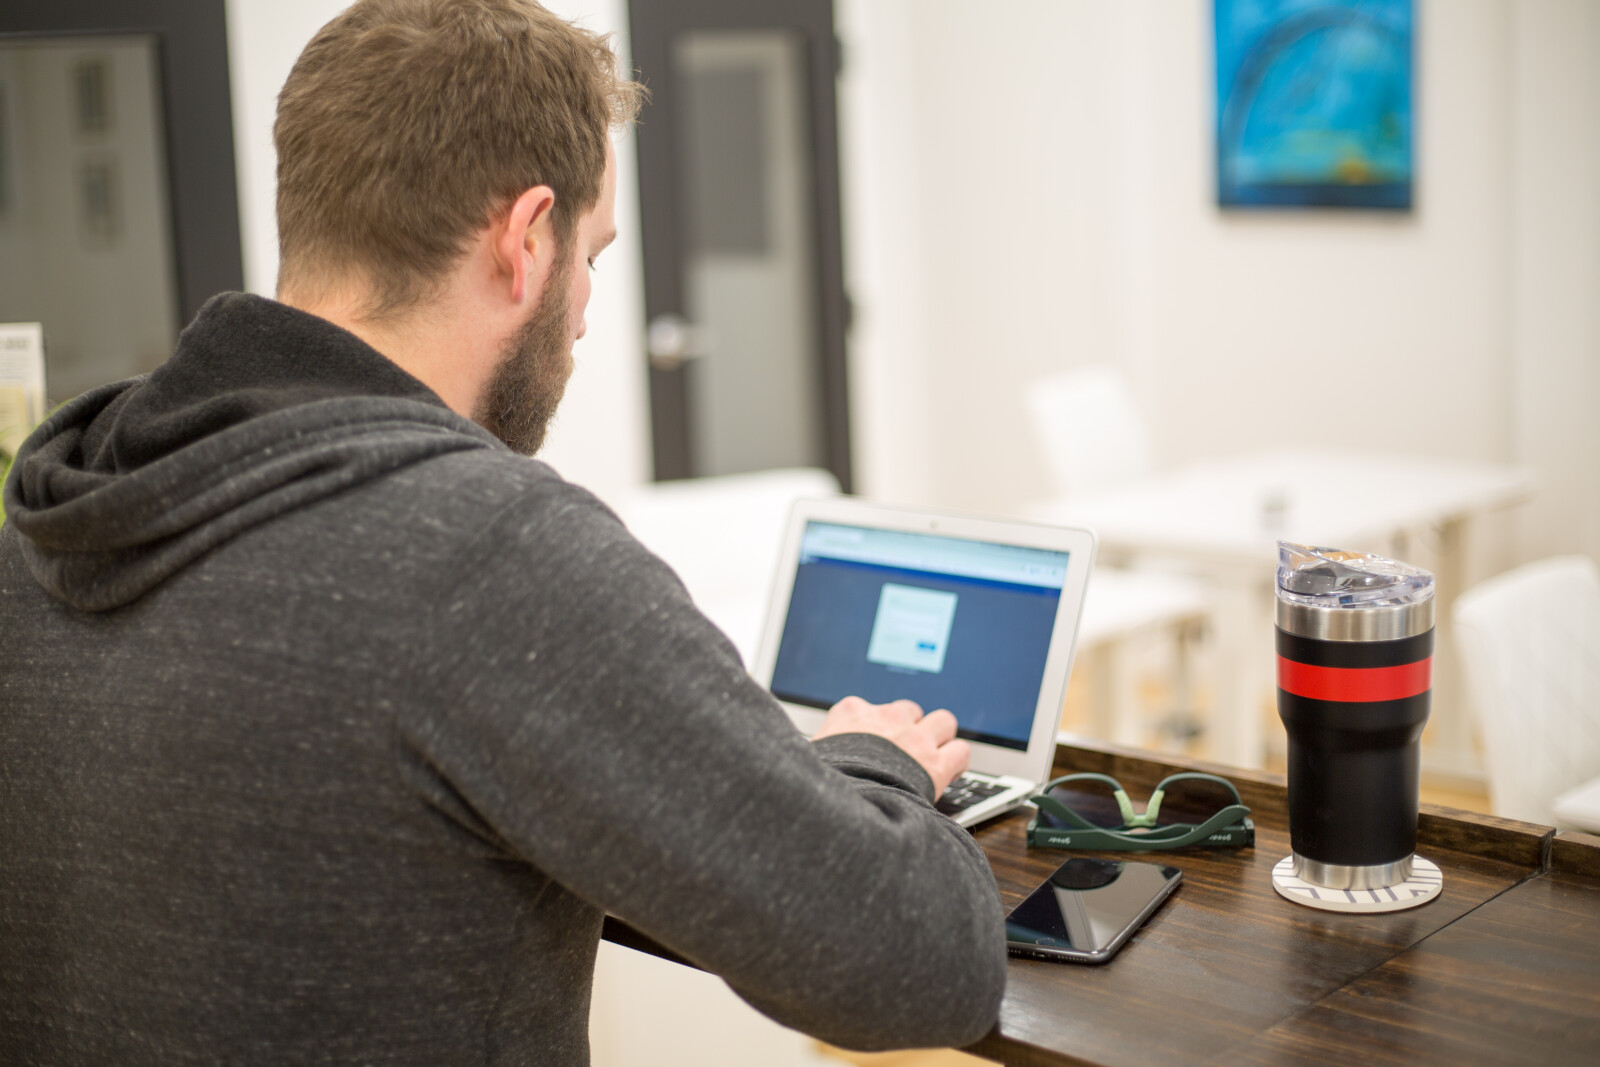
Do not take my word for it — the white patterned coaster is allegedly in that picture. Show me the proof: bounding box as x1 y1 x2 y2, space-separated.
1271 854 1442 913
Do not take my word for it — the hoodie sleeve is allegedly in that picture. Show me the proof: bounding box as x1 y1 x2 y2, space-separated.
397 477 1007 1052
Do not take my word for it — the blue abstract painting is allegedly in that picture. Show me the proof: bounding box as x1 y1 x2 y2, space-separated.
1216 0 1413 210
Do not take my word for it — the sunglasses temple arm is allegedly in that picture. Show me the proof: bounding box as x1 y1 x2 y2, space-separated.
1164 805 1253 847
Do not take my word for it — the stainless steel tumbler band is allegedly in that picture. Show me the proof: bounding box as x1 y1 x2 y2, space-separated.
1292 853 1415 892
1276 597 1435 642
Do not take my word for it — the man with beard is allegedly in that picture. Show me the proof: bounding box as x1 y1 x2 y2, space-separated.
0 2 1006 1064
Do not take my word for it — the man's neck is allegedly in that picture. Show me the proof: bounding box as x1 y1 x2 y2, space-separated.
279 285 493 419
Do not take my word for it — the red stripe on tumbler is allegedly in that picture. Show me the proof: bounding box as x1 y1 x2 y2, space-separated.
1277 656 1432 703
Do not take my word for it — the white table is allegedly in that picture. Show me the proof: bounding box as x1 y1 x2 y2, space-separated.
1028 449 1536 769
608 468 841 666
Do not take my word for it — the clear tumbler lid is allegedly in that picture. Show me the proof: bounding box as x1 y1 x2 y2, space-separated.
1276 542 1435 611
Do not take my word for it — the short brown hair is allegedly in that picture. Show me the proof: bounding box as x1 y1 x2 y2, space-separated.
274 0 642 317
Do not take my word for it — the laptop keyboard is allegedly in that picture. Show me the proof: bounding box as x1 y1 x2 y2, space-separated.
935 773 1011 817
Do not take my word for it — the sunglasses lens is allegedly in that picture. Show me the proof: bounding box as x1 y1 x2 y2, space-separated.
1155 778 1238 827
1039 779 1124 829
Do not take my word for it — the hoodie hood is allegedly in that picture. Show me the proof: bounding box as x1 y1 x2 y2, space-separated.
2 293 502 611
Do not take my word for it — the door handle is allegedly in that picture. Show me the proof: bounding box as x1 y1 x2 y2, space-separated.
646 314 706 371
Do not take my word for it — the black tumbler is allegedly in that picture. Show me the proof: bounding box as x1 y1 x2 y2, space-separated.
1275 542 1435 891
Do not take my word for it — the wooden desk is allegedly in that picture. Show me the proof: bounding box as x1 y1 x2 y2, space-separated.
967 740 1600 1066
601 737 1599 1063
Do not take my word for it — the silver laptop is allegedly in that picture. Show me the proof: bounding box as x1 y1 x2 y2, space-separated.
752 498 1096 827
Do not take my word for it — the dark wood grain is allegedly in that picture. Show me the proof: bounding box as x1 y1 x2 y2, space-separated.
963 740 1572 1067
1223 871 1600 1065
1552 831 1600 880
967 812 1527 1064
1416 805 1551 870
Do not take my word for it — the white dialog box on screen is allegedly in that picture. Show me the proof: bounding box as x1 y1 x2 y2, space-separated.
866 584 958 674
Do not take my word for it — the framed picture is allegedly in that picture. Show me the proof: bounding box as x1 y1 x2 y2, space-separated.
1215 0 1413 210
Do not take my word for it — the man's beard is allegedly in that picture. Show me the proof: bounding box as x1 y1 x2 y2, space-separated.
472 260 575 456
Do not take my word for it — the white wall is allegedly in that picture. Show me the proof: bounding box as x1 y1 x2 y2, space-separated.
834 0 934 507
223 0 650 502
1509 0 1600 565
837 0 1600 570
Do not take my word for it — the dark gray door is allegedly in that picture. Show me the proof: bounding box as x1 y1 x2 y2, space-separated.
629 0 852 490
0 0 243 405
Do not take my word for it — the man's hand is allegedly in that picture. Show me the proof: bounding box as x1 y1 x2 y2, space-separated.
812 696 970 797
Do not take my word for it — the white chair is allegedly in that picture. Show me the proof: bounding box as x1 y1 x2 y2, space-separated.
609 468 840 663
1454 555 1600 827
1070 567 1209 748
1023 365 1154 499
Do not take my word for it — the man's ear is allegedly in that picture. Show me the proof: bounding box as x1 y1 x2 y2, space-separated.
495 185 558 305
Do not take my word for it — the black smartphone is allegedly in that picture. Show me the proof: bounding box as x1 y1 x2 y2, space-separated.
1004 856 1182 964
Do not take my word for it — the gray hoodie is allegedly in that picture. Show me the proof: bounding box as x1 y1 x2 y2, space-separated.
0 293 1006 1065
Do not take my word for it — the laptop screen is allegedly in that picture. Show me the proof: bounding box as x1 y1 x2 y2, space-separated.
769 521 1071 751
